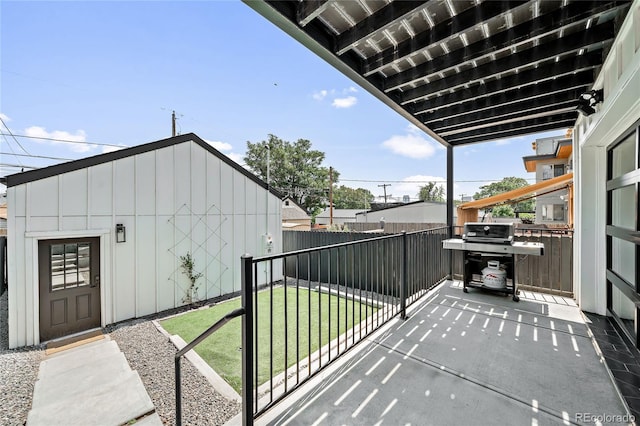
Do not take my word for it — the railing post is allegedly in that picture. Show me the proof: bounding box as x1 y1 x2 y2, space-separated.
175 357 182 426
401 231 407 319
241 254 254 426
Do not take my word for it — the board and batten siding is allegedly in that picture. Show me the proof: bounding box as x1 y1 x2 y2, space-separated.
8 139 281 348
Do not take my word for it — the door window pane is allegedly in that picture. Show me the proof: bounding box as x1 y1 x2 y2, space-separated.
50 242 91 291
612 185 636 229
611 284 636 339
611 133 636 179
612 237 636 285
50 244 66 291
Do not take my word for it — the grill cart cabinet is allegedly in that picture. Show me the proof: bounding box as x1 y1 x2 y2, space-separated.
463 251 517 300
444 224 544 302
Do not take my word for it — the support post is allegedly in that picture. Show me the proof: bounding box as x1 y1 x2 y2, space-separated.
447 146 454 279
401 231 408 319
241 254 254 426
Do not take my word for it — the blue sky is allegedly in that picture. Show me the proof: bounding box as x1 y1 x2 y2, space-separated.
0 1 565 202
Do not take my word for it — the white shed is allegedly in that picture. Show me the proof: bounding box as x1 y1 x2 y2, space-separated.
5 133 282 348
355 200 447 224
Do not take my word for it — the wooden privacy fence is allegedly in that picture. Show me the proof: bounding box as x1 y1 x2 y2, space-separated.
285 227 574 297
451 229 574 296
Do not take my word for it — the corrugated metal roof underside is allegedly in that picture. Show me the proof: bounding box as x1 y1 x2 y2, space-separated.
244 0 632 147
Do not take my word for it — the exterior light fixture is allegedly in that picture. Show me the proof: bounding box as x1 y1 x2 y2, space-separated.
576 89 604 116
116 224 126 243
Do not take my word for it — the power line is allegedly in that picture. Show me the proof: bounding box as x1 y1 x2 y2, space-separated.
1 163 38 170
341 178 536 184
0 132 125 149
0 152 73 161
0 117 31 155
0 134 24 168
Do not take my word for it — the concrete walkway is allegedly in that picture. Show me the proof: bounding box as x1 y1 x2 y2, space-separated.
27 336 162 426
255 281 633 426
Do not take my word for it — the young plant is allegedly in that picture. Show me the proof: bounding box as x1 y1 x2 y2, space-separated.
179 252 203 304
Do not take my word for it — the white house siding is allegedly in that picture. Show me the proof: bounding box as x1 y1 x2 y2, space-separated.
7 138 282 348
574 1 640 315
534 158 570 224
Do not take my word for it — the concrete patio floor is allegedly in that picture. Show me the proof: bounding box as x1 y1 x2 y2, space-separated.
255 281 633 426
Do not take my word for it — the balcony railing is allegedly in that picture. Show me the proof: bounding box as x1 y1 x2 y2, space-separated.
175 225 572 424
175 227 450 424
245 227 450 419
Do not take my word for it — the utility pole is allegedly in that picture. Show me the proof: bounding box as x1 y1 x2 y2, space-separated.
378 183 391 207
329 167 334 226
172 110 176 137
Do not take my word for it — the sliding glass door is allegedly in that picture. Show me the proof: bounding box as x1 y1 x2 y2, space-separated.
607 119 640 345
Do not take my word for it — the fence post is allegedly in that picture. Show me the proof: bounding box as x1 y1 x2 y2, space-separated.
241 254 254 426
401 231 407 320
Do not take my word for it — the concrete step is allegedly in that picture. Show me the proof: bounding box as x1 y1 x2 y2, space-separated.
27 371 155 426
32 354 133 406
27 337 158 426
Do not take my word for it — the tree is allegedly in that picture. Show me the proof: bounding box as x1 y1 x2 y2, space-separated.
244 135 337 215
473 176 534 214
492 205 515 218
332 185 374 209
418 182 445 202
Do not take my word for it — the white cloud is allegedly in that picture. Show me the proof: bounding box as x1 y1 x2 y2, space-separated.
0 113 11 122
102 145 126 154
332 96 357 108
381 132 437 159
494 139 510 146
203 138 242 163
346 86 358 93
24 126 96 153
205 139 232 152
227 152 244 164
312 90 328 101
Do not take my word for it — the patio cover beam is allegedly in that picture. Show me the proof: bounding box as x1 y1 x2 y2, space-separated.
459 172 574 210
409 53 602 116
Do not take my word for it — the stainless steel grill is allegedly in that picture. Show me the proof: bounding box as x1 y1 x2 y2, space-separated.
463 222 514 244
443 222 544 302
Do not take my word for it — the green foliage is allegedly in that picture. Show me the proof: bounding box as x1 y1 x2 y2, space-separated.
519 212 535 221
491 204 515 217
473 176 535 213
179 252 203 304
332 185 374 209
160 287 376 393
326 223 351 232
244 134 337 214
418 182 445 202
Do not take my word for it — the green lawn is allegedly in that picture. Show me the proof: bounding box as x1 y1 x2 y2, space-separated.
160 286 376 393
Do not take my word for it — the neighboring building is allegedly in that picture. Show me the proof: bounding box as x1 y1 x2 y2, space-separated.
282 197 311 230
0 204 6 236
522 136 573 225
315 208 362 226
4 133 282 348
355 200 448 224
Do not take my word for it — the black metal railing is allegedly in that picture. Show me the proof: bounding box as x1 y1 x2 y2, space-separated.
174 224 574 423
174 227 449 424
244 227 449 418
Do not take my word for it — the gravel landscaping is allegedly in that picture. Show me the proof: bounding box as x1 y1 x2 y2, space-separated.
0 291 45 426
107 317 241 425
0 289 241 426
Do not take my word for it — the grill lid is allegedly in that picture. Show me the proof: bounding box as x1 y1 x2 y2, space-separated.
463 222 514 244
